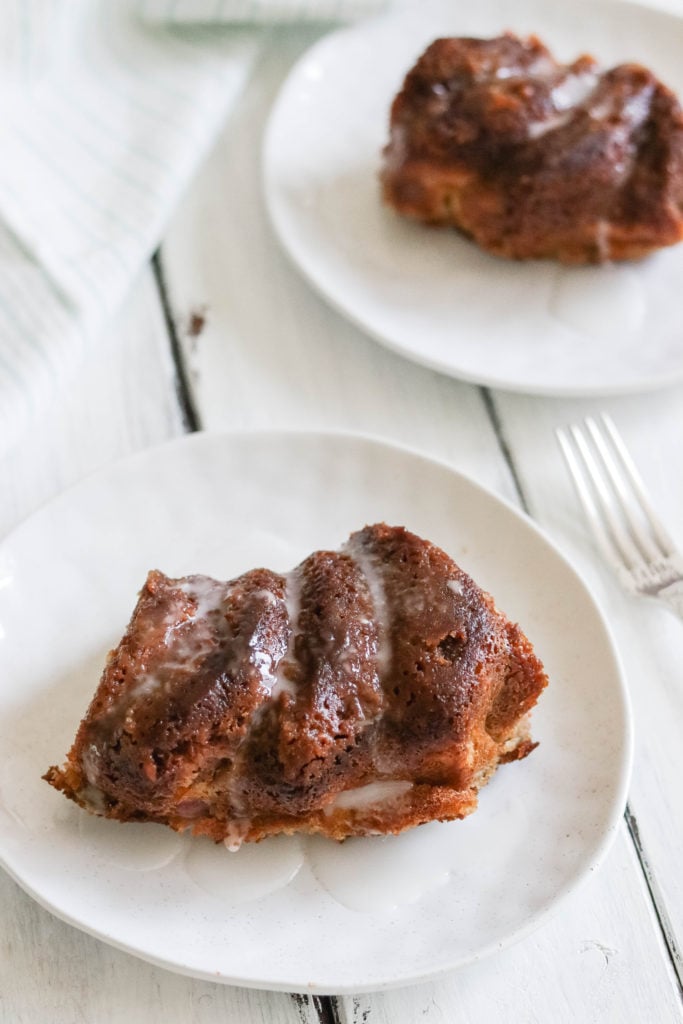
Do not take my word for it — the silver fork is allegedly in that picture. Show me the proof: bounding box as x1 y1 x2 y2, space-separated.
556 412 683 620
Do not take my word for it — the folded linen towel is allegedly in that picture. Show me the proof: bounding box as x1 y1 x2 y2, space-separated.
0 0 386 457
140 0 386 22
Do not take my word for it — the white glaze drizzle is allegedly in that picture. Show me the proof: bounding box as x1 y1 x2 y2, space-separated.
162 577 285 697
185 833 305 903
176 576 228 624
223 818 250 853
343 537 391 675
551 70 598 110
323 781 413 815
160 576 231 667
270 567 302 699
595 219 611 263
81 742 104 791
77 813 182 871
527 71 598 139
306 820 459 913
527 111 573 139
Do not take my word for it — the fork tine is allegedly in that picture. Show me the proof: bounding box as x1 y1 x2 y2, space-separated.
555 426 625 570
599 412 676 557
584 416 662 564
568 423 645 570
558 415 683 610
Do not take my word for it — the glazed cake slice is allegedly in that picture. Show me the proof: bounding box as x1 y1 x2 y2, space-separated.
381 33 683 263
45 524 548 845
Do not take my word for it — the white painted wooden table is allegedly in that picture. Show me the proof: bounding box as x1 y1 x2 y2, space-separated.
2 22 683 1024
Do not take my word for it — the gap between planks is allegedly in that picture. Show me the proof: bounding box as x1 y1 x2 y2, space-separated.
149 257 683 1014
152 250 345 1024
481 385 683 1002
625 807 683 999
152 252 203 434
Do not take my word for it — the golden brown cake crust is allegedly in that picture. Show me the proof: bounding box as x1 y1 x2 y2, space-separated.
45 524 548 844
381 34 683 263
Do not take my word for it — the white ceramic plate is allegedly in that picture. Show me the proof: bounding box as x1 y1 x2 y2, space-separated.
0 431 631 993
263 0 683 396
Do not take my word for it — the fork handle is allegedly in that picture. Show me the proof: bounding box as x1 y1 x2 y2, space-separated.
658 580 683 621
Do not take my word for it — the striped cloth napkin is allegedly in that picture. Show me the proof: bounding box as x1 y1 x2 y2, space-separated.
141 0 385 20
0 0 387 457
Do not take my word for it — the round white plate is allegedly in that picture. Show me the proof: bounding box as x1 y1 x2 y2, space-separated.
263 0 683 396
0 431 631 993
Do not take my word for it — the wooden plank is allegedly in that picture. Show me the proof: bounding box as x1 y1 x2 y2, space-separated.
158 33 682 1020
491 387 683 992
0 270 316 1024
157 30 518 499
0 269 183 540
344 826 682 1023
0 873 318 1024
